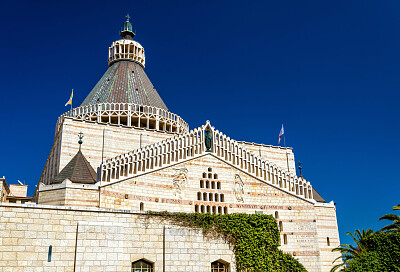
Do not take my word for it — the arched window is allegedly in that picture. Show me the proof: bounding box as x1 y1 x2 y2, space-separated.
327 237 330 246
211 260 228 272
140 202 144 211
132 259 153 272
275 211 279 219
197 192 202 200
279 221 283 232
208 167 212 172
214 173 218 179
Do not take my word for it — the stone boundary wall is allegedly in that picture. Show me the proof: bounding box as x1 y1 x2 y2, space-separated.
0 203 235 272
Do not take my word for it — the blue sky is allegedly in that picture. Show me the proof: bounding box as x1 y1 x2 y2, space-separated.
1 1 399 246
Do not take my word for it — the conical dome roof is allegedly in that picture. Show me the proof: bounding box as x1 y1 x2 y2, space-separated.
80 60 168 110
80 16 168 111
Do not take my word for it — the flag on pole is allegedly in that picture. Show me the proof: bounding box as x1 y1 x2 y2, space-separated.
65 89 73 106
278 124 284 144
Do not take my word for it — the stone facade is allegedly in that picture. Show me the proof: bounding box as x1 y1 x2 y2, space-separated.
36 151 341 272
0 16 342 272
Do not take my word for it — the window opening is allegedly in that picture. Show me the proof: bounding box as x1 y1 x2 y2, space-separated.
211 261 228 272
132 259 153 272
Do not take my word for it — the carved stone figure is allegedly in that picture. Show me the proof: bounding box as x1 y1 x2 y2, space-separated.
205 129 212 152
172 167 188 199
234 174 245 202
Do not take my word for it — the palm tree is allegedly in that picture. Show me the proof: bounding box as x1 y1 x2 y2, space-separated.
330 229 374 272
379 204 400 232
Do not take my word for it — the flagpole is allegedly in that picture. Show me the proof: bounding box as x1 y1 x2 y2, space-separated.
284 130 290 173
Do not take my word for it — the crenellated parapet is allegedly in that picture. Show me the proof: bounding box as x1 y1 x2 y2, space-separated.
55 103 189 135
100 121 314 202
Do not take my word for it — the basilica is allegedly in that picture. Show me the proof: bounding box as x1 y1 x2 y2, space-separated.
0 16 341 272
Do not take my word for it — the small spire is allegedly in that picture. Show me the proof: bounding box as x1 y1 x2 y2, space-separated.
298 160 303 177
120 14 135 39
78 132 84 151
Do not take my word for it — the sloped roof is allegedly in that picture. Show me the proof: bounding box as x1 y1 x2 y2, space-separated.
80 61 168 110
312 187 326 203
53 151 97 184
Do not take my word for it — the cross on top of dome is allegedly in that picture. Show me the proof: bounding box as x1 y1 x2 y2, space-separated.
120 14 135 40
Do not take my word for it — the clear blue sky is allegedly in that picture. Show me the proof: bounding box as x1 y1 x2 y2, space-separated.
1 1 399 246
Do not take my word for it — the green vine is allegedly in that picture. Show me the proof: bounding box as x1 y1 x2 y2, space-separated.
147 211 307 272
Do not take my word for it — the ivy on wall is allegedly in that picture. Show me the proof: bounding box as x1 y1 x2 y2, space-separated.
147 211 307 272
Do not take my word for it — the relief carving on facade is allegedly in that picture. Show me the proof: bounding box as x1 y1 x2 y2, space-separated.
234 174 245 202
172 167 188 199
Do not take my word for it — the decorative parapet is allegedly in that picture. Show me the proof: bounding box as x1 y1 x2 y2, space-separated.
101 121 314 202
108 39 145 68
55 103 189 135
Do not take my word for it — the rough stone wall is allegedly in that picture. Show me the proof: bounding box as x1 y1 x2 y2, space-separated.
315 205 342 271
99 154 329 272
0 203 235 272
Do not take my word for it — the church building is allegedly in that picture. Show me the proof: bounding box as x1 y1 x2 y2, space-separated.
0 16 341 272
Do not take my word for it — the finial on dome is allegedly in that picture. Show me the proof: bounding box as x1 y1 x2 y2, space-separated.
298 160 303 177
78 131 84 151
120 13 135 40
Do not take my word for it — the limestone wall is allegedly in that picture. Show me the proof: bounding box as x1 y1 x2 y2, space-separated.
238 141 296 173
41 118 177 185
315 205 342 271
0 178 9 202
0 203 235 272
38 181 99 208
99 154 330 272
